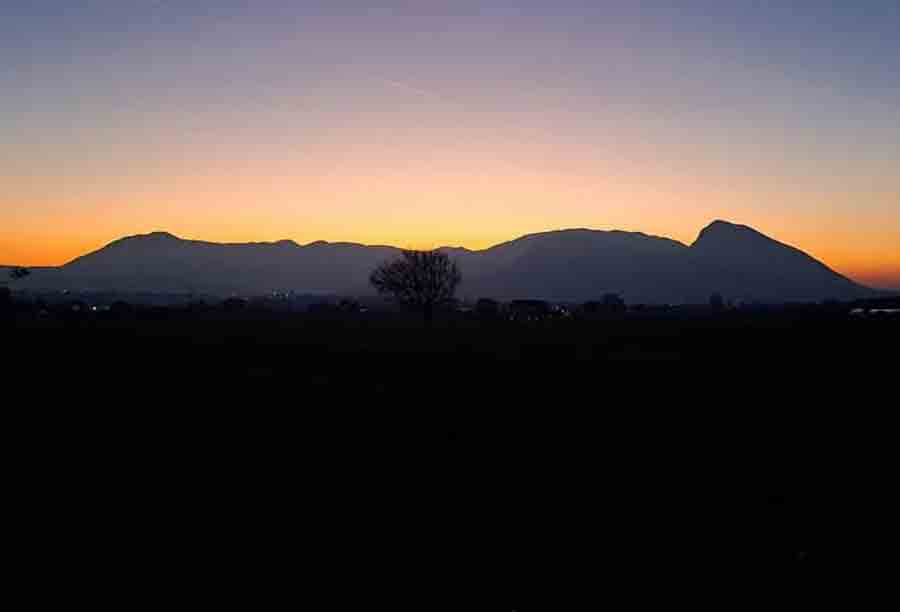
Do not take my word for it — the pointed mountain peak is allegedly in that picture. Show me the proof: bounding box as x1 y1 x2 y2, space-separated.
693 220 769 246
700 219 752 234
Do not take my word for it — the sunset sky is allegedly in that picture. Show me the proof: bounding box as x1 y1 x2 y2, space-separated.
2 1 899 288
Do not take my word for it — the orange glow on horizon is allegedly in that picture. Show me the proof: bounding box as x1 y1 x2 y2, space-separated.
3 141 899 288
4 2 900 291
4 210 899 290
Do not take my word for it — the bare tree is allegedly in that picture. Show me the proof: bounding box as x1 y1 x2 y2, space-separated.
370 250 461 321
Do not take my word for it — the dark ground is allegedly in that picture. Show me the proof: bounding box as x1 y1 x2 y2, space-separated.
4 305 895 601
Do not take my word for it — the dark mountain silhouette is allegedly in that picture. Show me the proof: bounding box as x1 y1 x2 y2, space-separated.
26 232 399 296
458 228 695 304
14 221 875 303
687 221 867 303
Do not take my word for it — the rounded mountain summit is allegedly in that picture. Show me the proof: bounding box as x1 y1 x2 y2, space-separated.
15 221 875 303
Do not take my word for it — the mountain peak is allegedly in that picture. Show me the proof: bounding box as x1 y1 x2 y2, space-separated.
701 219 751 234
91 231 183 253
694 220 768 246
120 231 181 243
45 222 871 302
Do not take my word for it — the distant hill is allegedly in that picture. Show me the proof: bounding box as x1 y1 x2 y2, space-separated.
13 221 876 303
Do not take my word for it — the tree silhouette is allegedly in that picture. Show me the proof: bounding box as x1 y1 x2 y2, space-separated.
475 298 500 318
9 268 30 282
1 268 29 312
601 293 626 313
370 250 461 322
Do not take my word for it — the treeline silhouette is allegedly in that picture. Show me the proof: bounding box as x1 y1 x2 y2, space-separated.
4 288 895 590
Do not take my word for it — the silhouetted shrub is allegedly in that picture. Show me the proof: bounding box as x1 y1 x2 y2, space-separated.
111 301 133 316
338 298 363 313
223 297 247 313
476 298 500 318
509 300 551 321
583 293 626 316
602 293 626 312
9 267 30 282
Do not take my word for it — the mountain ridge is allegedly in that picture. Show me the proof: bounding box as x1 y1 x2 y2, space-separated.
13 220 878 303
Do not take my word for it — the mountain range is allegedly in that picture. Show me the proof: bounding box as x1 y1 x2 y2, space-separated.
9 220 875 304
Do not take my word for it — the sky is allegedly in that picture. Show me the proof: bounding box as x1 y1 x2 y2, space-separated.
2 1 899 288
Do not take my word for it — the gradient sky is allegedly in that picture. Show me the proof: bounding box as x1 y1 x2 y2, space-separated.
2 1 899 287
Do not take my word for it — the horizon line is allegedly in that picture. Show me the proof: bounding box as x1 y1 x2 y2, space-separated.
68 218 749 256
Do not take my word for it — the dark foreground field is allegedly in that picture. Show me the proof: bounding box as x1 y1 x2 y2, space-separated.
4 306 896 600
